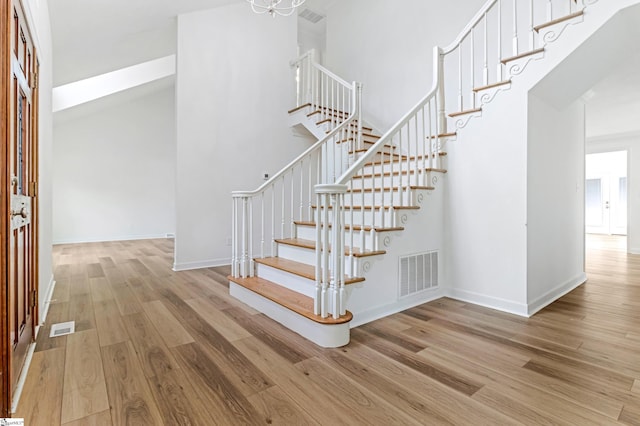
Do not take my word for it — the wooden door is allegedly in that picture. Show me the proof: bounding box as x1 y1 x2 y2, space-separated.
1 0 39 414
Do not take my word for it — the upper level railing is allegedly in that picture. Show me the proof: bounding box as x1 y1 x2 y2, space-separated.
292 50 364 150
316 0 598 319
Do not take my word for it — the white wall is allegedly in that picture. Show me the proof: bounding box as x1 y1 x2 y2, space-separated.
445 83 529 315
587 133 640 253
175 3 301 270
324 0 485 131
527 96 586 314
53 87 176 243
22 0 54 319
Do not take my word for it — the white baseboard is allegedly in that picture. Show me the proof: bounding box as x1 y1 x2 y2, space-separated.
526 273 587 316
39 275 56 327
52 233 174 245
350 288 445 328
629 247 640 255
173 258 231 271
11 342 36 413
445 288 529 317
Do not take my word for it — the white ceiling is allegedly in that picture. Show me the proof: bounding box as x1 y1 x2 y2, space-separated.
49 0 333 86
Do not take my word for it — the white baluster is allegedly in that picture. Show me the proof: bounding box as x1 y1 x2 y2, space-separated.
299 160 304 222
248 198 254 277
483 13 489 86
231 198 237 276
458 47 463 111
260 193 265 259
414 115 419 186
271 186 276 256
512 0 518 55
290 170 295 237
547 0 553 21
497 0 503 81
470 28 476 109
281 175 285 239
529 0 535 50
314 193 321 315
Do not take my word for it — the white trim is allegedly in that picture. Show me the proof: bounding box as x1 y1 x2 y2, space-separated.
173 258 231 271
53 233 173 245
10 342 36 414
527 273 587 316
586 130 640 145
629 247 640 255
230 282 350 348
39 275 56 326
350 287 444 328
445 288 529 317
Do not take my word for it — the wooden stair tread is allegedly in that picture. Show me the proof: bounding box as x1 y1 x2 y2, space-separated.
288 103 311 114
501 47 545 64
534 11 584 32
275 238 386 258
348 185 435 193
350 149 408 159
473 80 511 92
254 257 365 285
294 221 404 233
339 138 392 149
228 275 352 325
448 108 482 118
427 132 457 139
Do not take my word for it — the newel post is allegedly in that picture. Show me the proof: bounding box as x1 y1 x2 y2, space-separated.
232 193 252 278
315 184 348 318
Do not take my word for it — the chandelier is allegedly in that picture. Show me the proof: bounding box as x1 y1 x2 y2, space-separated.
246 0 306 17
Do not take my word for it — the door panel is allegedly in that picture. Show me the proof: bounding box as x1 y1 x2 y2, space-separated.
585 174 627 236
5 0 38 405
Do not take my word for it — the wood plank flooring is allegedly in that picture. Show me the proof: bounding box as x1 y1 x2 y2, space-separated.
14 236 640 425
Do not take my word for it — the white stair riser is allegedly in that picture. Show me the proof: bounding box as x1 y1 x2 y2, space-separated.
277 243 316 265
296 225 379 250
255 263 316 298
345 191 414 206
359 158 445 176
348 173 431 190
313 208 399 227
277 242 363 277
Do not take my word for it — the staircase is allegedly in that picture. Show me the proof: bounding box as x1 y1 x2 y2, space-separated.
229 0 601 347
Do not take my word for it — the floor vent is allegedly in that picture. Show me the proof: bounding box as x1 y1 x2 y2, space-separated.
50 321 75 338
399 251 438 298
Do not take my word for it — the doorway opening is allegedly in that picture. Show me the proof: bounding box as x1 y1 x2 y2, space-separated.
585 151 628 241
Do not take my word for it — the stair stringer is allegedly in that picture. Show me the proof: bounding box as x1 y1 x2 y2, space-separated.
344 177 447 327
444 0 640 317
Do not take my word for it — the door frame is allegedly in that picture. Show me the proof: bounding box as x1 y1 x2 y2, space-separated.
1 0 12 417
1 0 40 416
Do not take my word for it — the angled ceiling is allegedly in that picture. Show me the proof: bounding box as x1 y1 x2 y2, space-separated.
49 0 333 86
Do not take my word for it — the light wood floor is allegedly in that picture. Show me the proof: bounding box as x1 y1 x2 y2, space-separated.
14 236 640 425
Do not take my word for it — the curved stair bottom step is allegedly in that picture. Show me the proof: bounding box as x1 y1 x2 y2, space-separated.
229 282 351 348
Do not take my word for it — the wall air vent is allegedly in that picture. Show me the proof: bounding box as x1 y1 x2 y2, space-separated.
399 251 438 298
299 8 325 24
